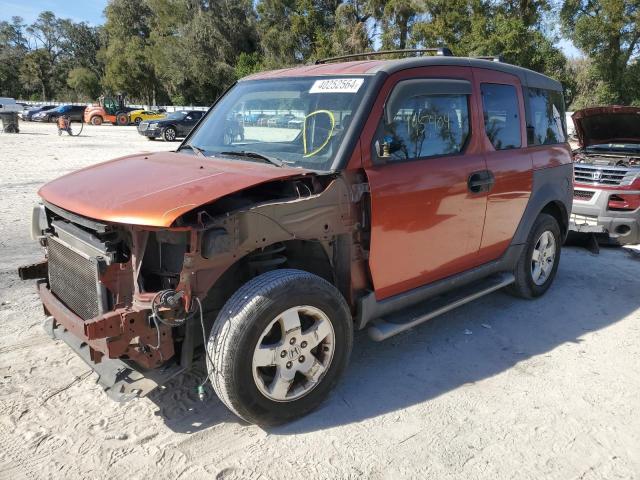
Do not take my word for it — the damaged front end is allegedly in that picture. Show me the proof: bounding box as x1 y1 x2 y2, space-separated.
23 202 188 400
20 171 363 401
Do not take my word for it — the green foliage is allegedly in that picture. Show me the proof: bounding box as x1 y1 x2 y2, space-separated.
1 1 638 109
561 0 640 106
67 67 101 100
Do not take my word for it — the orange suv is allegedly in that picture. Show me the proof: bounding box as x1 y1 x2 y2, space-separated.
20 50 573 425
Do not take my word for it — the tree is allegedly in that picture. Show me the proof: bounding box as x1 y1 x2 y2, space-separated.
257 0 340 65
103 0 159 103
330 1 374 55
67 67 101 100
561 0 640 105
0 16 28 97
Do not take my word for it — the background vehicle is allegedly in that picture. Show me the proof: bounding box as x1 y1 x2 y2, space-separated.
128 109 166 125
20 105 56 121
84 94 135 125
137 110 204 141
21 50 572 425
571 106 640 244
32 105 86 123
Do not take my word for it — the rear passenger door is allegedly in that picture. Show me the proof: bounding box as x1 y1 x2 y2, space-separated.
362 67 489 300
472 69 533 263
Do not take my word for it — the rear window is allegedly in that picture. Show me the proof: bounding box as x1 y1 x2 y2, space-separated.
525 88 566 145
480 83 522 150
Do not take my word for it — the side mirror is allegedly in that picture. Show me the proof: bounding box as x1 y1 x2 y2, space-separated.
373 139 390 165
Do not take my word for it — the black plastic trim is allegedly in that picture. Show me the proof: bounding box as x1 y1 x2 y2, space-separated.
355 243 524 329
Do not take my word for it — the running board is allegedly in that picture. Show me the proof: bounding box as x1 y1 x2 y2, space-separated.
367 272 515 341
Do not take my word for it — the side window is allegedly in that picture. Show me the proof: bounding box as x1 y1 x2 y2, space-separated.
480 83 521 150
376 89 470 161
525 87 566 145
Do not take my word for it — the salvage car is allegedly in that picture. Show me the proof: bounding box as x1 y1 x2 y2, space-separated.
20 49 572 425
571 107 640 244
137 110 204 141
33 104 86 123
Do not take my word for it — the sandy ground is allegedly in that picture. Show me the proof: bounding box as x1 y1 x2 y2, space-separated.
1 121 639 480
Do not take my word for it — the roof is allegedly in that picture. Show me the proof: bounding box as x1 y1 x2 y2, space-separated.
243 56 562 91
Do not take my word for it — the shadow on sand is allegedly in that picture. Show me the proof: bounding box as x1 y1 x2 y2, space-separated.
147 247 640 434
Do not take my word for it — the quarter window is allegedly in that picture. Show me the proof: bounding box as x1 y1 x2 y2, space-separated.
377 93 470 161
481 83 521 150
525 88 566 145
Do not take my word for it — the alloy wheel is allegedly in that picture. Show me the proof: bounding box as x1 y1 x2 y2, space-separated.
531 230 556 286
251 305 335 402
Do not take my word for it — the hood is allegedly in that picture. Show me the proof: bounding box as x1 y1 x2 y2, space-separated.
39 152 312 227
572 106 640 148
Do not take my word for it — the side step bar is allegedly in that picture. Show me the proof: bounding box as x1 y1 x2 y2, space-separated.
368 272 515 341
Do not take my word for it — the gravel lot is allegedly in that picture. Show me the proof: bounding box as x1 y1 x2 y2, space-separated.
1 121 639 479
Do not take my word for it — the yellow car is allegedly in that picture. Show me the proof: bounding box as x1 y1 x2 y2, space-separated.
128 109 166 125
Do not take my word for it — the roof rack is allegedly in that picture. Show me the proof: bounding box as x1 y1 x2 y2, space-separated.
472 55 503 62
314 48 454 65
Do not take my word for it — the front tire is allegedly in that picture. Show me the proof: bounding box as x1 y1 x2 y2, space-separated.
208 269 353 425
162 126 176 141
506 213 561 299
90 115 103 126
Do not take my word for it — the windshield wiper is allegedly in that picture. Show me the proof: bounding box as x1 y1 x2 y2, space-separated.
179 144 206 157
218 150 284 167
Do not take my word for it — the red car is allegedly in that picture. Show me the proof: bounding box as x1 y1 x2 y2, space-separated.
21 50 572 425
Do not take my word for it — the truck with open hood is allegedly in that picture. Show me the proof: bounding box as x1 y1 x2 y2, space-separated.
571 106 640 245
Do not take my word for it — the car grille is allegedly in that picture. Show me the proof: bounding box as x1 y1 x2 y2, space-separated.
574 189 594 201
574 164 630 186
48 236 103 320
138 122 148 131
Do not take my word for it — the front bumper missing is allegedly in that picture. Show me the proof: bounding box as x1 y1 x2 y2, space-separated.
37 280 182 400
43 316 185 401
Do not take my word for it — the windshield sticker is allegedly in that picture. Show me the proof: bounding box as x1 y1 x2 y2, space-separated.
309 78 364 94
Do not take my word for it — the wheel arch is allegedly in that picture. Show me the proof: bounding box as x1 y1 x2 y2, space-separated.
511 164 573 245
202 239 337 317
540 200 568 238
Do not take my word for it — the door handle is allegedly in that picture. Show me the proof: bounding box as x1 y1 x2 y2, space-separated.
468 170 495 193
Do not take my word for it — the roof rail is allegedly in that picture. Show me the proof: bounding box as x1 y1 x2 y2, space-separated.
315 48 454 65
472 55 503 62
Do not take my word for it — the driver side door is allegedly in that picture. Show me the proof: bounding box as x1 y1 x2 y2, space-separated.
362 67 489 300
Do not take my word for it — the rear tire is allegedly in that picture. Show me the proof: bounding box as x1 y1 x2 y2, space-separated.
506 213 561 299
134 117 142 125
208 269 353 425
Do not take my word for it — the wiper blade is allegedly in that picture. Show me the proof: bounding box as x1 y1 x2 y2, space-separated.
179 144 206 157
218 150 284 167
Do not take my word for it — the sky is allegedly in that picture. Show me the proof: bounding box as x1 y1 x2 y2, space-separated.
1 0 583 58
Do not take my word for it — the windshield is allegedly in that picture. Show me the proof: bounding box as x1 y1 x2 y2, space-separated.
184 76 371 170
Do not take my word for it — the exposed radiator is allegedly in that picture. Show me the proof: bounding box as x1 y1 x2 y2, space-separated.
48 236 105 320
